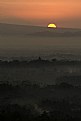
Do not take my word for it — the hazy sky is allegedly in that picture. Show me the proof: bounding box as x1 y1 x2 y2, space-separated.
0 0 81 28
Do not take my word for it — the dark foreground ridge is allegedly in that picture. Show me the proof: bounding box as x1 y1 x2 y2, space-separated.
0 57 81 120
0 82 81 121
1 103 81 121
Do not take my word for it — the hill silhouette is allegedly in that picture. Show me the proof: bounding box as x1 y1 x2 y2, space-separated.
0 23 81 37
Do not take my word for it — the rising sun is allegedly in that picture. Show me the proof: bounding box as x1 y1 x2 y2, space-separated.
48 23 57 28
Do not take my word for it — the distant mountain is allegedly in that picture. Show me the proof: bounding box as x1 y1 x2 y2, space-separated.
0 23 48 36
0 23 81 37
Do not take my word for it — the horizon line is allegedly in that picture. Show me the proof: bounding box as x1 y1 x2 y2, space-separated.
0 22 81 30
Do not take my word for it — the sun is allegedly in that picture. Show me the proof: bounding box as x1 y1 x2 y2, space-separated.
48 23 57 28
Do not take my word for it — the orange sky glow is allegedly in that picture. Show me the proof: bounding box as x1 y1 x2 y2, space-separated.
0 0 81 28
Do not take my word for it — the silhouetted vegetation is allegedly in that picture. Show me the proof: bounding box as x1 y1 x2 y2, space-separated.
0 57 81 67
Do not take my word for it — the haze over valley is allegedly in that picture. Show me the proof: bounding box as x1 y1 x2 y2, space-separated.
0 23 81 60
